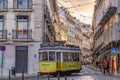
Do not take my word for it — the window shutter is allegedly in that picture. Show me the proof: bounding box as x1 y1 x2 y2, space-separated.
29 0 32 9
13 0 17 9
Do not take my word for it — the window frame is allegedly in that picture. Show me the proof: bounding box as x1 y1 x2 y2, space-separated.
0 15 4 30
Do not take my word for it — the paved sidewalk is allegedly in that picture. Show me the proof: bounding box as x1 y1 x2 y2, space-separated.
86 65 120 77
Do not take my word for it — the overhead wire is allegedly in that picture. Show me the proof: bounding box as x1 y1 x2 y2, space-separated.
57 0 94 19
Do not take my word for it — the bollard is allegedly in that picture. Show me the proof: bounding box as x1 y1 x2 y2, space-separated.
64 75 67 80
22 71 24 80
57 72 60 80
9 70 11 80
37 72 40 80
48 73 50 80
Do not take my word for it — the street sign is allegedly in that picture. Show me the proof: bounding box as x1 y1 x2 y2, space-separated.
111 47 117 52
0 46 6 51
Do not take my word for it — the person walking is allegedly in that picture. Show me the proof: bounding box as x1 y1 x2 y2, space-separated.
103 59 109 74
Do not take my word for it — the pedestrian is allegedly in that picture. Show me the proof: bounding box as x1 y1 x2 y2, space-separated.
103 59 109 74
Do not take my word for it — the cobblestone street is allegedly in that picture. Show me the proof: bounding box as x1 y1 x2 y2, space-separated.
1 66 120 80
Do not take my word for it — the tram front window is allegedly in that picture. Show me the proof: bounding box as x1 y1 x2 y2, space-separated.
42 52 48 61
49 52 55 61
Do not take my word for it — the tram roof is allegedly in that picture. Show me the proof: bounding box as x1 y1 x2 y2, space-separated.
39 42 81 53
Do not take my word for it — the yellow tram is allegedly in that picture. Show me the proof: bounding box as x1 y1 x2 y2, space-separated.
38 42 82 76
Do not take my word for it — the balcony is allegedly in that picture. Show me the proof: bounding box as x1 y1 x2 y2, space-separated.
99 6 117 26
13 0 33 12
94 26 104 40
0 0 8 12
0 30 7 41
12 30 32 41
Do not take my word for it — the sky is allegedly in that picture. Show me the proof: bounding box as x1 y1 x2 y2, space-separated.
58 0 96 24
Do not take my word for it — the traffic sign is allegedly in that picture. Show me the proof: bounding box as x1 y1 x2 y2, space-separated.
0 46 6 51
111 47 117 52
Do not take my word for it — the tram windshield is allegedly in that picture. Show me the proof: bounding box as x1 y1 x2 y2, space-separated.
39 51 55 61
49 52 55 61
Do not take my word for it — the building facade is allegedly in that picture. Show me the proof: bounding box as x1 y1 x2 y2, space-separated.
44 0 56 42
0 0 45 76
93 0 120 74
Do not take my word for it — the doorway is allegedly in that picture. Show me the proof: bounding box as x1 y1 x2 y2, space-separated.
15 46 28 73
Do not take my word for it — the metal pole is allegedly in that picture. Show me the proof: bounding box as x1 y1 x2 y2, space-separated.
48 73 50 80
22 71 24 80
64 75 67 80
37 72 40 80
9 69 11 80
57 72 60 80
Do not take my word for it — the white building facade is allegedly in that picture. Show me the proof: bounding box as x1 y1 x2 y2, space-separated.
0 0 44 76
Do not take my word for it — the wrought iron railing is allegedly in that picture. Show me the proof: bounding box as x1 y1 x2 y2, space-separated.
12 30 32 39
0 30 7 39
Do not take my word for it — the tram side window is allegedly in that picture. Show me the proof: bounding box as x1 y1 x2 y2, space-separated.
63 53 67 61
68 53 73 61
63 53 73 62
49 52 55 61
42 52 48 61
56 52 61 61
74 53 79 61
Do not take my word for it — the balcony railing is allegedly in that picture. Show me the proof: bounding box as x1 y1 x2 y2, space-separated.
12 30 32 41
13 0 33 12
0 30 7 41
99 5 117 26
0 0 8 11
94 26 104 40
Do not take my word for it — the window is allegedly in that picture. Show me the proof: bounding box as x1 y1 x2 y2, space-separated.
42 52 48 61
56 52 61 61
18 0 28 9
0 16 4 39
17 15 28 30
0 16 3 30
63 53 74 62
0 0 3 8
17 15 28 38
49 52 55 61
14 0 32 9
